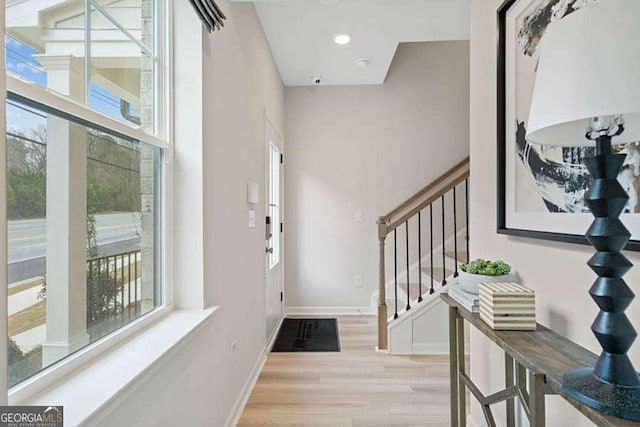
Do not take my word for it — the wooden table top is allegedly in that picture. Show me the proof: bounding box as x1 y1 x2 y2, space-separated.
441 293 640 426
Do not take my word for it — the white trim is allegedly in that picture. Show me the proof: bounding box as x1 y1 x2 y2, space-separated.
0 2 8 405
225 314 285 427
224 353 267 427
7 76 168 150
411 343 450 355
21 308 216 427
285 306 375 316
266 316 285 353
10 305 173 404
172 0 204 309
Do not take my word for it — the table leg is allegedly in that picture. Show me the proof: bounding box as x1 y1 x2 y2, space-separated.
456 315 466 427
449 306 459 427
529 371 546 427
505 354 515 427
516 362 530 420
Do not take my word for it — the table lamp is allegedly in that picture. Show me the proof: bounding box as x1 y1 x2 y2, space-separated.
526 0 640 421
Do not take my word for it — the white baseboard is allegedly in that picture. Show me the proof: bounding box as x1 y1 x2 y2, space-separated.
266 316 284 353
225 315 284 427
285 306 374 316
411 343 449 355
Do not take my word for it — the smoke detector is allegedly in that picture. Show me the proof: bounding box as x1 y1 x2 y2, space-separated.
356 58 370 69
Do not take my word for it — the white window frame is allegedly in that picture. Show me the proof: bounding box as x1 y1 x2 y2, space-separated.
1 0 175 404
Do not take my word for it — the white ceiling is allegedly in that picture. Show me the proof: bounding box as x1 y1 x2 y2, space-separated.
231 0 470 87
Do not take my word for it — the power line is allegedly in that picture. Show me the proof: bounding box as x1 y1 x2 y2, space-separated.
7 100 48 119
6 132 142 175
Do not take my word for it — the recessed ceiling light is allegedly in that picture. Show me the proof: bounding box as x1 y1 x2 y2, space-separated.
334 34 351 45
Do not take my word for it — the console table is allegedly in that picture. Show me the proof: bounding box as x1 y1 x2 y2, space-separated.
441 293 640 427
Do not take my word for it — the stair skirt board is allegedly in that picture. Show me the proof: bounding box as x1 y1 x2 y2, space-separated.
387 296 453 355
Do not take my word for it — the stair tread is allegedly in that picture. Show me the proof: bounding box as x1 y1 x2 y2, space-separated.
398 282 443 299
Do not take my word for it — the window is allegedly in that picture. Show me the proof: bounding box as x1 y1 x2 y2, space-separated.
4 0 169 389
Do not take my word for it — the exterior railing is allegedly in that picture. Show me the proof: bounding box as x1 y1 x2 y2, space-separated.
86 249 142 329
376 157 470 350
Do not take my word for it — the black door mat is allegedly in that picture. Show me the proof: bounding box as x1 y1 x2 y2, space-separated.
271 318 340 352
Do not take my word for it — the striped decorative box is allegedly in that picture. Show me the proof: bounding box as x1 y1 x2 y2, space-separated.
479 282 536 331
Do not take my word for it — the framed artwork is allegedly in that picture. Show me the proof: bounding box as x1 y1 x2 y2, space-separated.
497 0 640 251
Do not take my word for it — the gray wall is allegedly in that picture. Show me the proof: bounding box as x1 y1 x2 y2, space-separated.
98 1 284 425
469 1 640 425
284 41 470 309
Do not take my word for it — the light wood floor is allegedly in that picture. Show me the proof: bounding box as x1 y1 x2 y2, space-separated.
237 316 454 426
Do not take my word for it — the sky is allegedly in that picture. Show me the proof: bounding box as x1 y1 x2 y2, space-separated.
5 34 140 133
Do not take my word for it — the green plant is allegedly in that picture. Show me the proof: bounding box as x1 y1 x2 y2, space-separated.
460 259 511 276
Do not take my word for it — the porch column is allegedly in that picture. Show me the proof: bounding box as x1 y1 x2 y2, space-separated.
139 0 156 312
38 55 90 366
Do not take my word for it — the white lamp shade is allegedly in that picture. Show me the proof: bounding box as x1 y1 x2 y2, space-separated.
526 0 640 147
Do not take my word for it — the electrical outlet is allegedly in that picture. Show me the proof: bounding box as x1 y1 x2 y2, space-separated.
355 275 364 288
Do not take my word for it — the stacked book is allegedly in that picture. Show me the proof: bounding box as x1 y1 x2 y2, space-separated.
449 285 479 313
479 282 536 331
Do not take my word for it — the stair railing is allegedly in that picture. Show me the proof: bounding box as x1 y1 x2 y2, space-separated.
376 157 470 350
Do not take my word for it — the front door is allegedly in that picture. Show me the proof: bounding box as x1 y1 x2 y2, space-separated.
265 120 283 342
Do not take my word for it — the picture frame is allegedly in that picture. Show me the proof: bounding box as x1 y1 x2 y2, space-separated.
496 0 640 251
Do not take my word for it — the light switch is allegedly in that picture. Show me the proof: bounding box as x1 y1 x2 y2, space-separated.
355 275 364 288
355 211 364 223
247 182 259 205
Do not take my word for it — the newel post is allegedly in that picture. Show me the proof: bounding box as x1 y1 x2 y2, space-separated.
377 217 388 350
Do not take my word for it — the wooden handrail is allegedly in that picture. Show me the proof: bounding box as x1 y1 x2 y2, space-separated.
377 156 469 237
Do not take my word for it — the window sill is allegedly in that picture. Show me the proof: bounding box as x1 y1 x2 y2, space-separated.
12 307 217 426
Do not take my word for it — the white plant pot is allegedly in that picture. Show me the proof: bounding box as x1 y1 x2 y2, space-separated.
457 271 517 295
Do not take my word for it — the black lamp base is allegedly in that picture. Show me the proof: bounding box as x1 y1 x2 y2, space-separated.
563 367 640 422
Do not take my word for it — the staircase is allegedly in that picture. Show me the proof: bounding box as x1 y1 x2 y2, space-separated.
376 157 469 353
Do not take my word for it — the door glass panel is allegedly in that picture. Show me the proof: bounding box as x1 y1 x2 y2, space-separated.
268 143 280 269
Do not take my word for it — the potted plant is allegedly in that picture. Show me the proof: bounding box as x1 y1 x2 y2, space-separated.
458 259 516 295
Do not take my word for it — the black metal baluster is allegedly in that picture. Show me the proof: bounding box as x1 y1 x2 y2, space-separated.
418 211 423 303
128 252 132 318
121 254 125 316
453 186 459 278
394 229 398 319
135 252 138 315
405 221 411 311
88 259 93 326
430 204 434 295
441 195 447 286
98 258 103 318
111 256 116 315
465 178 470 263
